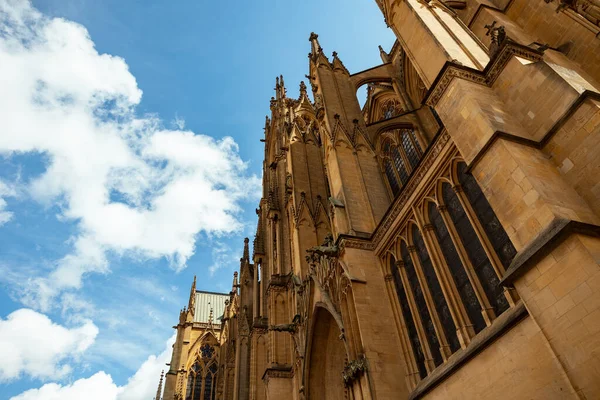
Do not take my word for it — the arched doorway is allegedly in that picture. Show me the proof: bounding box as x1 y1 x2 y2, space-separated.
307 307 347 400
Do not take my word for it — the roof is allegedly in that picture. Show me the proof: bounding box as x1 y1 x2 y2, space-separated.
193 291 229 324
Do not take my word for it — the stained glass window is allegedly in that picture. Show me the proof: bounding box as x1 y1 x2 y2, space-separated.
384 159 401 196
429 202 486 333
391 256 427 379
392 147 410 185
412 225 460 353
200 344 214 360
457 162 516 269
401 241 443 367
400 129 421 169
442 183 509 316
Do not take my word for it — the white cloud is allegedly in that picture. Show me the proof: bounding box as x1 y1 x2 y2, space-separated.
0 308 98 381
11 334 176 400
208 241 240 276
0 179 16 225
0 0 260 310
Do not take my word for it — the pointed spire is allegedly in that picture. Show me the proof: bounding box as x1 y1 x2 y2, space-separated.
232 271 239 293
299 81 307 98
154 370 164 400
331 51 350 74
187 275 196 315
208 305 214 326
309 32 323 56
242 237 250 264
378 45 390 63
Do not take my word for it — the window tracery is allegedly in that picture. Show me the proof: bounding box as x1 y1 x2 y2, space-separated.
383 155 518 387
379 129 423 197
185 342 218 400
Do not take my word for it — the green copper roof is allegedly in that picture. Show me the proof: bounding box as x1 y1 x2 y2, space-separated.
193 291 229 323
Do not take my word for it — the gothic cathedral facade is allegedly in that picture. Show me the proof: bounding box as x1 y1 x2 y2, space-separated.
162 0 600 399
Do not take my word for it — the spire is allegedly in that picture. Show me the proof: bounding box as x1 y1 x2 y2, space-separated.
154 370 164 400
299 81 307 97
231 271 239 293
208 306 214 326
242 237 250 263
275 75 287 101
309 32 322 56
187 276 196 316
331 51 350 74
378 45 390 63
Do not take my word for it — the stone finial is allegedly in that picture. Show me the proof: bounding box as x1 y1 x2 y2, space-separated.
187 276 196 316
299 81 307 97
378 45 390 63
154 370 164 400
242 237 250 263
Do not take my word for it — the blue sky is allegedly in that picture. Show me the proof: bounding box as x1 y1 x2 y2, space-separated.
0 0 394 398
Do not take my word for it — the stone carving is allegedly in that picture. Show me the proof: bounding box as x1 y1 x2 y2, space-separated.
546 0 600 27
306 234 351 313
342 355 368 386
484 21 507 57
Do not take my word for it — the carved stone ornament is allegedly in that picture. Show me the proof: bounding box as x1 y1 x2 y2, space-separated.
546 0 600 27
484 21 507 57
305 234 351 313
342 355 368 386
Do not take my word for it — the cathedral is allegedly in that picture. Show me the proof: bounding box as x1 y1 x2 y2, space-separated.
160 0 600 399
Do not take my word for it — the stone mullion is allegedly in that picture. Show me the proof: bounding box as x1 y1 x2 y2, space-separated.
407 128 423 157
407 240 452 360
378 157 397 199
383 252 421 388
437 204 496 326
420 220 474 348
397 258 437 373
386 154 404 193
394 141 414 177
452 184 518 306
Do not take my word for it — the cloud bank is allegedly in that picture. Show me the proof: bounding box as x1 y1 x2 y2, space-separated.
0 309 98 382
0 0 259 311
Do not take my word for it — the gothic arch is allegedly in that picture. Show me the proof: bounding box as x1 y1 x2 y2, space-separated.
305 305 348 400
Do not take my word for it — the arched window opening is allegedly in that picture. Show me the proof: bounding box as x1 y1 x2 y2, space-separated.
412 225 460 353
392 147 410 185
457 162 516 269
384 158 401 196
186 362 204 400
400 129 421 168
391 255 427 379
428 202 486 333
401 241 443 367
442 183 509 316
185 343 218 400
204 363 218 400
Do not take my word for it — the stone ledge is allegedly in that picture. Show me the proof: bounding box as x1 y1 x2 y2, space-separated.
409 301 528 400
261 364 294 383
500 219 600 286
465 90 600 173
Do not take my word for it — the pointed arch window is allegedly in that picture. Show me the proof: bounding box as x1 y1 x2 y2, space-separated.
401 241 443 367
380 129 423 198
185 345 219 400
391 255 427 379
442 183 509 316
457 163 516 269
412 225 460 353
428 202 486 333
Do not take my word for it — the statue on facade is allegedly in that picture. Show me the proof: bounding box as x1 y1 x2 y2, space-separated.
546 0 600 27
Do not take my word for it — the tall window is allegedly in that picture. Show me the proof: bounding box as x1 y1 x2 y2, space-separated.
186 344 218 400
442 183 509 315
412 225 460 353
429 202 486 333
391 256 427 379
380 128 423 197
401 241 443 367
457 163 516 269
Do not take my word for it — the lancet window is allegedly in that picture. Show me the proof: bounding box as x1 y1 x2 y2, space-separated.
185 343 219 400
380 128 423 197
383 156 518 387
